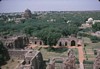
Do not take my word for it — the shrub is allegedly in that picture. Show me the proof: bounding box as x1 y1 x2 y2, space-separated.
83 60 93 64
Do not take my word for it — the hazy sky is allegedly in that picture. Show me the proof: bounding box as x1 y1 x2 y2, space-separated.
0 0 100 13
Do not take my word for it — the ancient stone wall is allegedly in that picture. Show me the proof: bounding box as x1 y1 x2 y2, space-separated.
0 35 29 49
63 49 76 69
12 50 44 69
8 50 27 59
29 37 44 45
57 36 83 47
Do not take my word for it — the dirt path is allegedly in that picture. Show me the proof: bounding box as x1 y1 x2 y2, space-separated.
67 46 84 63
77 46 85 63
67 46 85 69
77 46 85 69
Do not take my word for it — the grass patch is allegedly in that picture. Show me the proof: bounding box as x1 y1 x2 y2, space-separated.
83 60 93 64
72 48 78 58
47 47 68 53
40 48 68 59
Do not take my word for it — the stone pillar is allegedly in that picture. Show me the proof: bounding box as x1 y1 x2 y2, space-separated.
48 63 55 69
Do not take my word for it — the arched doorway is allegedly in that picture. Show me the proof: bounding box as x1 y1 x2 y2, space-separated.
71 40 76 46
65 42 67 46
40 41 42 45
35 41 37 44
59 42 62 46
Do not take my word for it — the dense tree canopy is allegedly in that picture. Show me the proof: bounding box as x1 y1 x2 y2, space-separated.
0 11 100 45
36 28 61 46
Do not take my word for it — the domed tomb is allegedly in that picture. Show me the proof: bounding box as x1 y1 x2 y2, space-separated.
23 9 32 19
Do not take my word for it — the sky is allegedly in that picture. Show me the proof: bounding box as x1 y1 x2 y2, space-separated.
0 0 100 13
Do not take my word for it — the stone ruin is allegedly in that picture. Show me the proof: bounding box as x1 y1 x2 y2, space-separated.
56 36 83 47
48 49 76 69
0 35 29 49
93 50 100 69
0 34 44 69
8 49 44 69
29 37 44 45
63 49 76 69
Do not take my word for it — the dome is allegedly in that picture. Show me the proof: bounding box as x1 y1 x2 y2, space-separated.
88 18 93 22
25 9 31 13
24 9 32 18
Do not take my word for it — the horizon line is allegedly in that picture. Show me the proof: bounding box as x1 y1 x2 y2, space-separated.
1 10 100 13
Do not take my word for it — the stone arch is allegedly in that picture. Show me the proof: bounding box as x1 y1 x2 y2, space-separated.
28 60 30 64
35 41 37 44
40 41 42 45
65 42 67 46
59 42 62 46
71 40 76 46
7 43 13 49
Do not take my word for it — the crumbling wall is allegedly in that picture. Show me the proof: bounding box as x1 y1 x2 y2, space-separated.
93 50 100 69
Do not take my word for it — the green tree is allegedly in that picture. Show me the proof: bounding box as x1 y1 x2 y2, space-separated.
62 24 79 36
23 26 34 36
92 22 100 31
0 41 10 65
89 36 100 43
36 28 61 46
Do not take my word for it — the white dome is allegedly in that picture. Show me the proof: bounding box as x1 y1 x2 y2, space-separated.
88 18 93 22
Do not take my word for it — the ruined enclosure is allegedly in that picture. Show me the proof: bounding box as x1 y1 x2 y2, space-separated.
29 37 44 45
0 35 29 49
8 50 44 69
48 49 76 69
57 36 83 47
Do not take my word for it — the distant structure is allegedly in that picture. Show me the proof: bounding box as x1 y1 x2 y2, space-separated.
79 18 100 29
14 17 25 24
93 50 100 69
15 9 32 23
56 36 83 47
91 31 100 37
86 18 94 25
86 18 100 25
23 9 32 19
